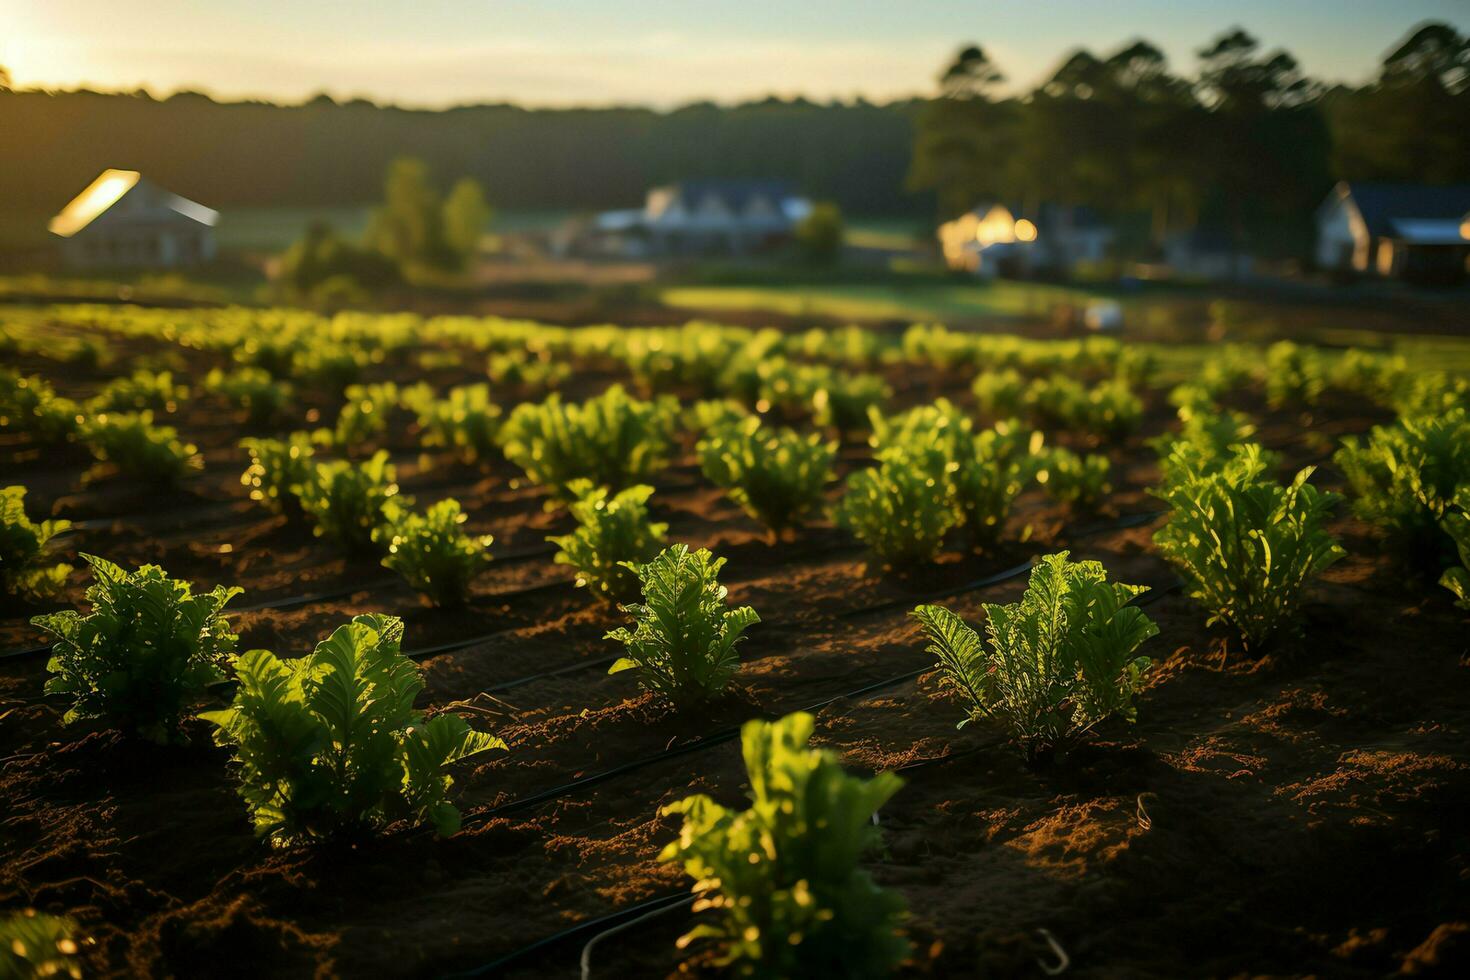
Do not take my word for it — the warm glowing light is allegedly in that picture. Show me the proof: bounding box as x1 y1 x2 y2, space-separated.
1462 217 1470 240
47 169 140 237
1015 218 1037 242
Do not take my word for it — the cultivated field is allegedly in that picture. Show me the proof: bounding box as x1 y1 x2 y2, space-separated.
2 305 1467 977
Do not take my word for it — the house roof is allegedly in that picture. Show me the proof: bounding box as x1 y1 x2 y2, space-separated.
1339 182 1470 240
48 169 219 238
658 179 800 213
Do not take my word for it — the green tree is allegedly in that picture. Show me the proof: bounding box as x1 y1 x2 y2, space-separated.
907 44 1017 218
366 157 455 270
442 177 492 267
795 201 844 264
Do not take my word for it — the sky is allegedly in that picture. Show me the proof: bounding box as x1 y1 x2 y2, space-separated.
3 1 1468 109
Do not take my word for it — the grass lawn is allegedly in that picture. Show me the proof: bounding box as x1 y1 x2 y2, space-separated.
661 279 1120 324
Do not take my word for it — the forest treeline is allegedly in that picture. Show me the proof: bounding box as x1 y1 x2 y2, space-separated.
1 22 1466 252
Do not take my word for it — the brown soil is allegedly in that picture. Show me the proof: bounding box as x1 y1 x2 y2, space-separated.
2 321 1467 979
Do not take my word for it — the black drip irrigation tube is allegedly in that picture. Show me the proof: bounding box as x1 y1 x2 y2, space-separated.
444 578 1184 978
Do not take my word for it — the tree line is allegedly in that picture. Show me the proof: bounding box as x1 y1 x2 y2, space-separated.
910 23 1470 256
1 21 1466 259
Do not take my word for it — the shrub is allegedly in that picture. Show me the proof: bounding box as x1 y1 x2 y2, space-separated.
548 481 668 603
88 369 188 414
80 412 201 483
202 613 504 845
606 544 758 708
0 485 72 599
1335 409 1470 571
375 499 493 606
498 385 678 500
835 446 959 564
660 712 908 977
0 909 83 979
698 416 836 531
911 552 1158 761
34 555 241 743
795 201 845 264
1035 448 1111 510
0 370 80 443
206 366 294 425
297 451 404 556
1154 444 1344 647
406 383 502 464
240 432 316 514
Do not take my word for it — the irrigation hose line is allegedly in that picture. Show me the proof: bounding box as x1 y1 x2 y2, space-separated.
443 580 1182 979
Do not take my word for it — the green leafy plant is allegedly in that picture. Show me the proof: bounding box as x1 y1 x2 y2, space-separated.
1335 409 1470 571
972 368 1027 418
1263 341 1326 409
375 498 493 606
487 349 570 390
0 909 84 979
0 370 81 443
1035 448 1111 510
206 366 294 425
698 416 836 531
1154 444 1345 648
297 451 405 556
660 712 909 977
606 544 758 708
911 552 1158 761
88 369 188 414
1438 487 1470 609
835 446 959 564
405 383 502 464
548 481 668 602
498 385 678 500
202 613 505 845
33 555 241 743
80 411 201 483
331 381 399 451
240 432 316 514
0 485 72 599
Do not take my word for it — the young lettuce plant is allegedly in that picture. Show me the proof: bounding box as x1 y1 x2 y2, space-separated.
375 499 493 606
330 381 400 452
1035 447 1112 511
697 416 836 532
498 385 678 501
406 383 503 464
548 480 668 603
660 711 909 977
1 485 72 599
1438 487 1470 609
297 451 405 556
0 370 81 444
1153 444 1345 648
81 411 201 483
911 552 1158 762
202 613 505 845
240 432 316 515
0 910 84 980
606 544 758 709
835 445 959 565
206 366 294 426
1334 409 1470 572
33 555 241 743
88 369 188 414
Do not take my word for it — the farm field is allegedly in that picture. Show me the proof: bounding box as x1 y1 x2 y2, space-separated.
2 304 1468 977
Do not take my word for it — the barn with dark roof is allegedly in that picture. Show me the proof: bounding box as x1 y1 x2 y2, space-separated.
1316 181 1470 283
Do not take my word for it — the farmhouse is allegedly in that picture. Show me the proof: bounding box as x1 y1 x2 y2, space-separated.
48 169 219 269
1315 181 1470 283
939 203 1112 279
1162 227 1255 281
556 179 812 257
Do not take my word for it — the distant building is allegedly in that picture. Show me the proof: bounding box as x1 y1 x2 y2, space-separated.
1316 181 1470 283
939 203 1112 278
555 179 812 257
1162 228 1255 281
48 169 218 269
